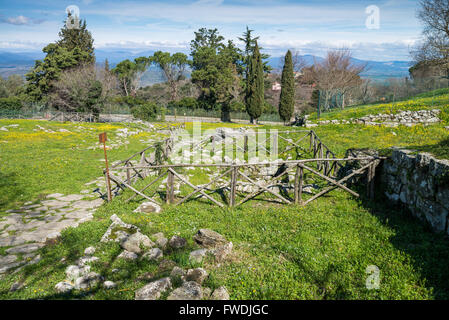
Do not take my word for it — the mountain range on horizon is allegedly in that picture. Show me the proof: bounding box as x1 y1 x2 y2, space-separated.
0 49 413 85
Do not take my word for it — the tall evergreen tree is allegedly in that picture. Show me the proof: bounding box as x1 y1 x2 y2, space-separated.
104 59 110 73
245 42 264 124
279 50 295 124
57 12 95 63
190 28 241 121
25 13 95 101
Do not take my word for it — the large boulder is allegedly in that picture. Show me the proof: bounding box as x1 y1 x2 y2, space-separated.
135 277 172 300
193 229 228 249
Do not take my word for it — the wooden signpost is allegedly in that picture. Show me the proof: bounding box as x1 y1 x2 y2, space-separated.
100 132 112 201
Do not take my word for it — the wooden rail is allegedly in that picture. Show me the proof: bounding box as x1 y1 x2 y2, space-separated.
103 128 383 207
108 157 384 208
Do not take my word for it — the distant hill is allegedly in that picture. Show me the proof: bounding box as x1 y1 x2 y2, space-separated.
267 54 412 81
0 49 411 84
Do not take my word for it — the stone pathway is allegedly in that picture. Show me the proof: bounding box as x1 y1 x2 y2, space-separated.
0 181 105 274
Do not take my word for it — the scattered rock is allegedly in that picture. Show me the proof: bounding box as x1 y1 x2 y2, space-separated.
74 272 103 290
77 256 99 267
189 248 209 263
45 231 61 242
194 229 227 248
169 235 187 249
117 250 138 261
66 265 91 282
101 214 140 243
158 259 177 272
203 287 212 299
212 242 233 262
55 281 74 294
170 266 185 278
120 232 154 254
9 281 24 292
167 281 203 300
143 248 163 261
153 232 168 248
211 286 230 300
184 268 208 284
84 246 96 256
135 277 172 300
103 281 117 289
133 202 162 214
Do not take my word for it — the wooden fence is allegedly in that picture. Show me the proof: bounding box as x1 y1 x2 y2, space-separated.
103 128 384 207
103 123 185 200
107 157 383 208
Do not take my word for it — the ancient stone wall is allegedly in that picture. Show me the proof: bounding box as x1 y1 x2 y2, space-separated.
313 109 441 127
382 148 449 234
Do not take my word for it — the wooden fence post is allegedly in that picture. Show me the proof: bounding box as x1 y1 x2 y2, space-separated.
166 169 175 204
126 162 131 185
294 164 304 204
140 152 147 178
324 150 330 176
230 166 237 207
104 171 112 202
367 162 376 200
309 131 314 152
244 135 248 161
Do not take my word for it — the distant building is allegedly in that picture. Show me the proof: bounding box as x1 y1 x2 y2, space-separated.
272 82 281 91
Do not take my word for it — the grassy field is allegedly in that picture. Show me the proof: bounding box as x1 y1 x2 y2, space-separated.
0 90 449 300
307 88 449 124
0 120 167 213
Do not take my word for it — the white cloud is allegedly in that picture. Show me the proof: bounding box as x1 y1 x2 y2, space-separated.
0 15 46 25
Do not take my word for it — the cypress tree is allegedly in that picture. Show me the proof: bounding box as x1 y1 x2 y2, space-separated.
104 59 110 73
245 42 264 124
279 50 295 124
57 13 95 63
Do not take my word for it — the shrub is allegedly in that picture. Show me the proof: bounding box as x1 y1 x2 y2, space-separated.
168 97 199 110
131 101 164 121
262 102 277 114
0 96 23 111
230 101 245 112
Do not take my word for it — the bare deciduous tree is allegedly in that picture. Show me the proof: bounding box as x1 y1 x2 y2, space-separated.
411 0 449 76
50 64 118 116
304 48 366 110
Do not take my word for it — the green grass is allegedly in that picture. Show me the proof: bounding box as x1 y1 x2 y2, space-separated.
1 190 449 299
0 120 166 212
307 89 449 123
0 94 449 300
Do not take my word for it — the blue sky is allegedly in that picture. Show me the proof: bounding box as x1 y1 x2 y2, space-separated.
0 0 423 61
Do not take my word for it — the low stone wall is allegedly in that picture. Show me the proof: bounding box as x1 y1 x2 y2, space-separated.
382 148 449 234
313 109 441 127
